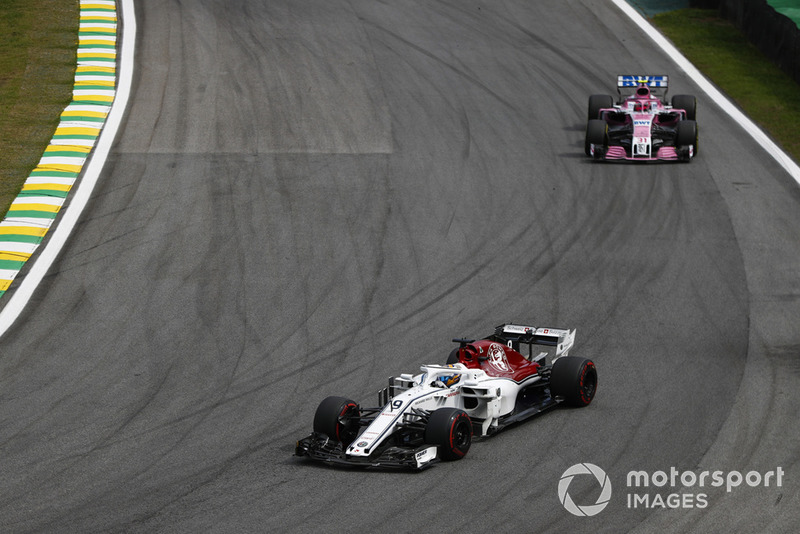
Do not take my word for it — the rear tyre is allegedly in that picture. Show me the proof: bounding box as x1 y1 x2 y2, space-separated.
446 348 460 365
425 408 472 461
585 119 608 156
588 94 614 120
550 357 597 407
313 396 360 445
671 94 697 121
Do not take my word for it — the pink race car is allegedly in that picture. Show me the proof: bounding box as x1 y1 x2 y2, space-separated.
585 75 698 162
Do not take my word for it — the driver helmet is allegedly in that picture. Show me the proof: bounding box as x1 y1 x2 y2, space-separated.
438 374 461 387
633 84 652 112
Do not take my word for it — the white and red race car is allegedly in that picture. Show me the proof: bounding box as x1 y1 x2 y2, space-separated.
585 75 698 162
295 324 597 470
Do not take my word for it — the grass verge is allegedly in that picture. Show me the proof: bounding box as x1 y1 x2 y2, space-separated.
0 0 78 218
652 8 800 162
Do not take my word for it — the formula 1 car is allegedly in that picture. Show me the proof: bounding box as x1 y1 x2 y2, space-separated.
585 75 698 162
295 323 597 470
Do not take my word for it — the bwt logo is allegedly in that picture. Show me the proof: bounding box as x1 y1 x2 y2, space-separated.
558 463 612 517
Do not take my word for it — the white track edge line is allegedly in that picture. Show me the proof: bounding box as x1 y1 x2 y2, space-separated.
0 0 136 338
610 0 800 183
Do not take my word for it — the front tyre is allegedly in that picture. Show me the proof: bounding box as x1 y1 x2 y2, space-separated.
551 357 597 407
425 408 472 461
585 119 608 157
676 119 698 158
313 396 361 445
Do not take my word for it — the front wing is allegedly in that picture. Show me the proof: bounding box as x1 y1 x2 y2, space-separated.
598 145 684 161
296 433 439 470
591 118 692 162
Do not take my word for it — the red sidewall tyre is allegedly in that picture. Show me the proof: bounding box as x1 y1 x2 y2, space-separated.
425 408 472 461
313 396 360 445
551 357 597 407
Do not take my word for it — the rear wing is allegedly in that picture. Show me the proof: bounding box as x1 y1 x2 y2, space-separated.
617 74 669 97
489 323 576 362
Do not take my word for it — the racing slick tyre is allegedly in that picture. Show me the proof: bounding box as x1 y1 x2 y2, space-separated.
588 94 614 120
424 408 473 461
585 119 608 157
676 119 698 159
550 357 597 407
446 348 460 365
671 94 697 121
313 396 361 446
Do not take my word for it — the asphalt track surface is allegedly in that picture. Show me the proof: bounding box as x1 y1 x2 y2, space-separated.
1 1 799 532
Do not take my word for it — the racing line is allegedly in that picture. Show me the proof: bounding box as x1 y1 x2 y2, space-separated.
2 0 798 340
0 1 798 532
